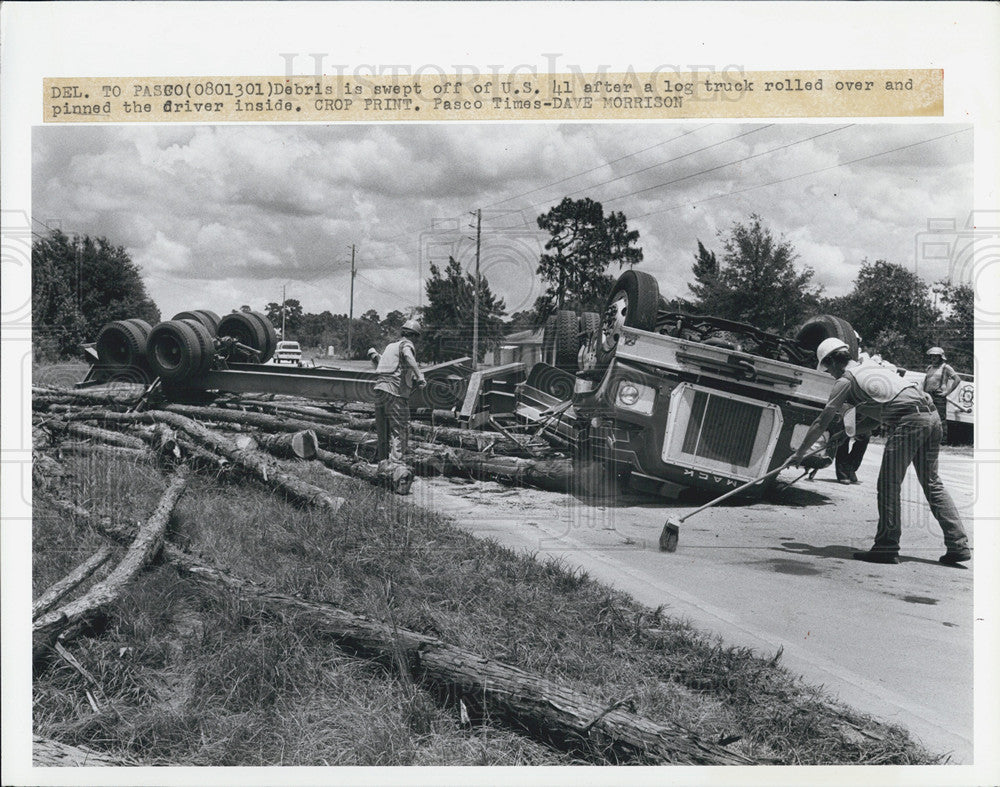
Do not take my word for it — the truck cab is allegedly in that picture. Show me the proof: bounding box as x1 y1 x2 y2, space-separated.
567 271 853 497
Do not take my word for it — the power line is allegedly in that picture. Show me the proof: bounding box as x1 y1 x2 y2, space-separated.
538 124 776 211
333 125 769 269
482 124 714 210
488 125 849 232
629 127 971 222
362 124 724 252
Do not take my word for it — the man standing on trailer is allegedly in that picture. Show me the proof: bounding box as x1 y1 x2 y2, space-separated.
369 319 427 463
789 338 970 566
923 347 960 444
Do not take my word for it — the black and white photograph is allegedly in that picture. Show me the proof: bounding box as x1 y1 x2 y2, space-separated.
25 119 979 766
3 3 999 785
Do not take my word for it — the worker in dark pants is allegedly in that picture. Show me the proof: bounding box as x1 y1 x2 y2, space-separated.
790 338 971 566
923 347 959 444
835 431 870 484
368 319 426 463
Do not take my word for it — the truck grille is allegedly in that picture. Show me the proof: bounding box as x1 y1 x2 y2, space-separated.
663 383 782 479
682 391 762 467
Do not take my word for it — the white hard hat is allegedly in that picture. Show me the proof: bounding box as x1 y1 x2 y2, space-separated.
926 346 945 358
816 337 850 366
401 318 422 336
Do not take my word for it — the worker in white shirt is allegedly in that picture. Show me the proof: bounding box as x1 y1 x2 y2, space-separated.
368 319 427 462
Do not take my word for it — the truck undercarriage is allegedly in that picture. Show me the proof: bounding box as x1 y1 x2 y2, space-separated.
77 269 960 498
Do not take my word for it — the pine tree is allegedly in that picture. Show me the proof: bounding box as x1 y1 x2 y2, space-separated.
535 197 642 319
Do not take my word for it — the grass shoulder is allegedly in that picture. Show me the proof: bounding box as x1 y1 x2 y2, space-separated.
33 449 943 765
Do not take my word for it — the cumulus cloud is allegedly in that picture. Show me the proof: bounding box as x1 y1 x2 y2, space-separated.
32 123 972 322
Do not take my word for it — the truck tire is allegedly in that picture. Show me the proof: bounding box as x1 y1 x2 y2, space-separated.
597 270 660 368
555 309 580 370
541 315 558 366
194 309 221 334
178 318 216 374
95 320 150 367
173 310 220 335
580 311 601 340
147 320 205 382
124 318 153 337
795 315 859 362
247 311 278 363
218 312 270 362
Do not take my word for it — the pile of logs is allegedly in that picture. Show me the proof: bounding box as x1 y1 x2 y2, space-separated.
30 385 758 766
32 386 584 499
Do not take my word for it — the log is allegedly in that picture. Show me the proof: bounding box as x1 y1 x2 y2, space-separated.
255 429 318 460
144 423 231 472
32 473 189 659
85 516 756 766
228 401 360 426
219 402 546 455
31 388 141 411
406 445 578 494
219 409 574 492
34 735 138 766
32 545 116 620
55 443 152 462
61 409 345 516
46 419 148 450
315 449 413 495
63 405 576 494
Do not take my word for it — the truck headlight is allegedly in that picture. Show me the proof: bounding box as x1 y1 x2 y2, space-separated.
618 382 641 405
615 380 655 414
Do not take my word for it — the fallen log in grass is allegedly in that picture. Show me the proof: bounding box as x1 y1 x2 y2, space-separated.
60 409 345 516
159 404 577 492
31 387 142 411
145 423 231 472
34 735 138 766
84 515 756 766
407 445 578 493
187 402 537 455
33 472 189 661
61 405 581 495
54 443 153 463
315 448 414 495
32 545 116 620
44 419 148 450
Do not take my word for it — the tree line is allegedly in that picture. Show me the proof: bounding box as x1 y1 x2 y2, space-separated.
31 206 973 373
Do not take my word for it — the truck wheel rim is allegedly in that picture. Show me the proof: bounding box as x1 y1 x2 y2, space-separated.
602 293 628 352
153 335 183 370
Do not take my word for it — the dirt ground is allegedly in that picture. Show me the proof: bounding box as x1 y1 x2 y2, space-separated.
408 443 976 762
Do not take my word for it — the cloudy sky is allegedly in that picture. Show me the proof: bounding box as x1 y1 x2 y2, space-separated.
32 123 972 323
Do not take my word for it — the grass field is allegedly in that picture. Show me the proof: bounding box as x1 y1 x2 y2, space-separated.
31 433 944 766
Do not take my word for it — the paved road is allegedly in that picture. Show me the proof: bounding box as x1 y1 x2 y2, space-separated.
412 443 976 762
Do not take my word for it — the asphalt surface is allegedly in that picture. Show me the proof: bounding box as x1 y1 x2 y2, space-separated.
412 442 976 763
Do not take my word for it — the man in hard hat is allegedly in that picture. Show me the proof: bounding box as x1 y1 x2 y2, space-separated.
923 347 960 444
369 319 427 463
789 337 970 566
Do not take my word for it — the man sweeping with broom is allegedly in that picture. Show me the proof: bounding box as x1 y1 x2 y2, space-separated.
788 338 971 566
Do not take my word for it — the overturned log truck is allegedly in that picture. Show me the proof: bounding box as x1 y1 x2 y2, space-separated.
540 270 857 498
76 279 857 499
80 308 497 416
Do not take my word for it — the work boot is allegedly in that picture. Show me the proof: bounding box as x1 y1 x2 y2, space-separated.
848 469 860 484
939 550 972 566
852 550 900 564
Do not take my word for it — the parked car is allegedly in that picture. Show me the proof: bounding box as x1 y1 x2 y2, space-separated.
272 340 303 366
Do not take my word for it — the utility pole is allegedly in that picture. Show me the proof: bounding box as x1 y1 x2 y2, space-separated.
472 209 482 370
347 244 356 358
281 284 287 338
